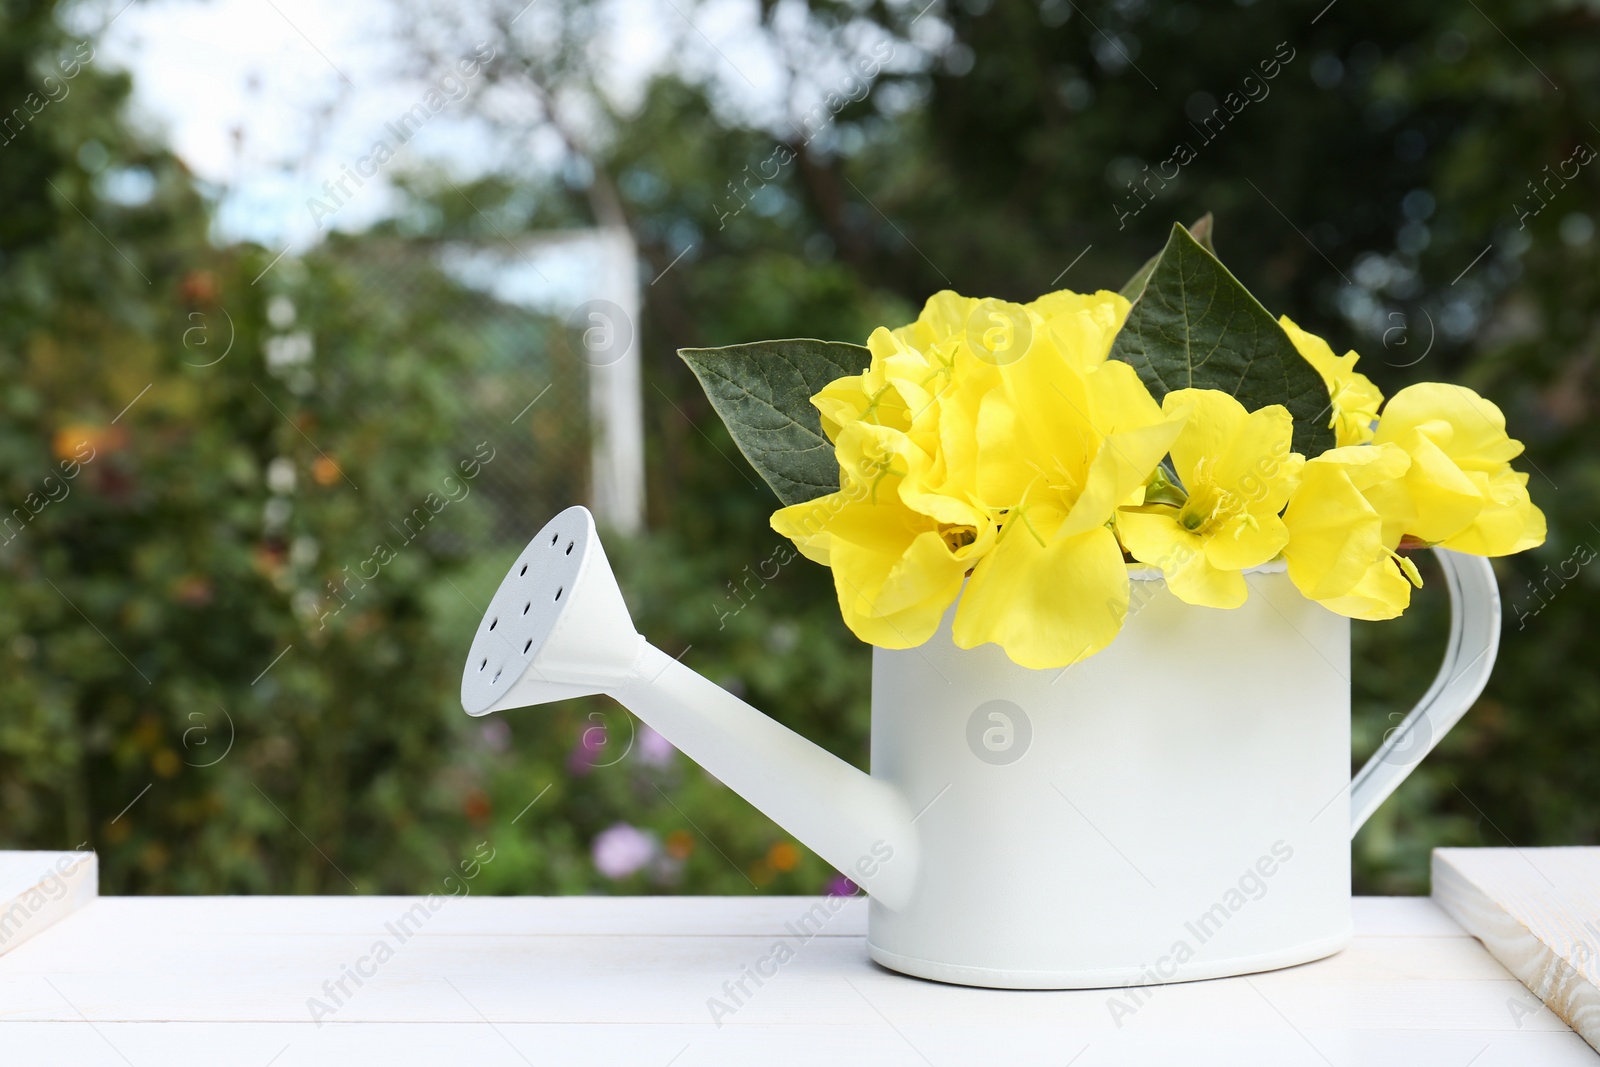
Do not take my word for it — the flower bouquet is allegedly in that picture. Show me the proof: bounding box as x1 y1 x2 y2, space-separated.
682 219 1545 669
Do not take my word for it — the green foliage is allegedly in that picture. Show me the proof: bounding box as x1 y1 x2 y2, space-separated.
678 339 870 506
0 5 516 891
1 232 507 891
1110 224 1337 456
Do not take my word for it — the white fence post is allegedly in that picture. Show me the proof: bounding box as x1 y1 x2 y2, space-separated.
586 226 645 535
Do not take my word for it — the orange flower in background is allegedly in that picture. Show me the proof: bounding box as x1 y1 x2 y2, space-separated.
54 423 125 462
311 455 343 486
173 575 214 606
665 830 695 860
152 749 181 778
768 841 801 872
462 788 492 825
180 269 219 304
252 542 287 579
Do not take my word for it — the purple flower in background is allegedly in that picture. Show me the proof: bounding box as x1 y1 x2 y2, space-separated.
567 718 608 776
824 874 859 897
635 724 676 768
480 719 512 753
592 823 658 880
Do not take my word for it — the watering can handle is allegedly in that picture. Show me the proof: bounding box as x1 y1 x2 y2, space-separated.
1348 548 1501 836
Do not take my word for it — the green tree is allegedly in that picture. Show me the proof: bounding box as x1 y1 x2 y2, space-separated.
0 1 514 893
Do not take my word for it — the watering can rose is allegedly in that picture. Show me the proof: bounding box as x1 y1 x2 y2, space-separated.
768 287 1544 670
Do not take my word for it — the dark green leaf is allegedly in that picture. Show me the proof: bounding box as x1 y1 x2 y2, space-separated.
679 339 870 506
1109 223 1335 456
1118 214 1216 301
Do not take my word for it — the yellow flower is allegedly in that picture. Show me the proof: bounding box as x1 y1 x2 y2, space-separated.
1280 316 1384 448
772 467 992 649
1116 389 1303 609
884 286 1131 375
772 288 1178 669
1371 383 1546 556
1025 288 1132 372
773 286 1544 651
888 289 981 357
1281 444 1421 620
949 350 1183 668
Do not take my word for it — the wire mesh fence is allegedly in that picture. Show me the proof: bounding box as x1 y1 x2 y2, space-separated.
332 236 595 553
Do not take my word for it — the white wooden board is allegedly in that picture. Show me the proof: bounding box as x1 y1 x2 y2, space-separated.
0 891 1593 1066
1433 846 1600 1054
0 851 96 959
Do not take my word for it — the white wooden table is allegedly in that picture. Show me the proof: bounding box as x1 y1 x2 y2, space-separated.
2 892 1595 1066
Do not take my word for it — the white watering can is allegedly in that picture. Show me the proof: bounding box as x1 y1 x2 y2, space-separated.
460 505 1500 990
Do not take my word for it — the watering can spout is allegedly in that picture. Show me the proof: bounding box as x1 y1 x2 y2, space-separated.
459 506 920 910
610 646 919 907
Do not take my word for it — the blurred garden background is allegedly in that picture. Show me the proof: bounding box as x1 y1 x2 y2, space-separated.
0 0 1595 897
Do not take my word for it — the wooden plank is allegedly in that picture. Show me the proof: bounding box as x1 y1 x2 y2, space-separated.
0 898 1563 1025
1432 846 1600 1054
0 851 96 959
0 893 1586 1064
0 970 1569 1030
0 1021 1593 1067
0 922 1505 984
0 894 869 937
0 892 1446 942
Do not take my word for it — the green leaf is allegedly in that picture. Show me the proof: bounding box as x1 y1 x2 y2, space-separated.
1118 213 1216 300
1109 222 1335 457
679 339 870 506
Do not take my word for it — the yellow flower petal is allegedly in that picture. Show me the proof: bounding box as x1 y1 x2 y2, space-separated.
812 377 871 445
1371 382 1544 556
1114 506 1186 569
953 514 1129 669
961 298 1036 367
1168 547 1249 608
1087 358 1168 434
775 493 967 650
1027 289 1131 372
1163 388 1246 486
1309 557 1417 621
1115 509 1246 608
1061 414 1187 538
1282 444 1417 615
892 290 979 352
1279 315 1384 448
1116 389 1296 606
1203 512 1291 572
1438 467 1547 556
1385 425 1484 543
1375 382 1523 468
834 529 965 625
974 387 1036 508
1215 405 1299 508
771 487 864 567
